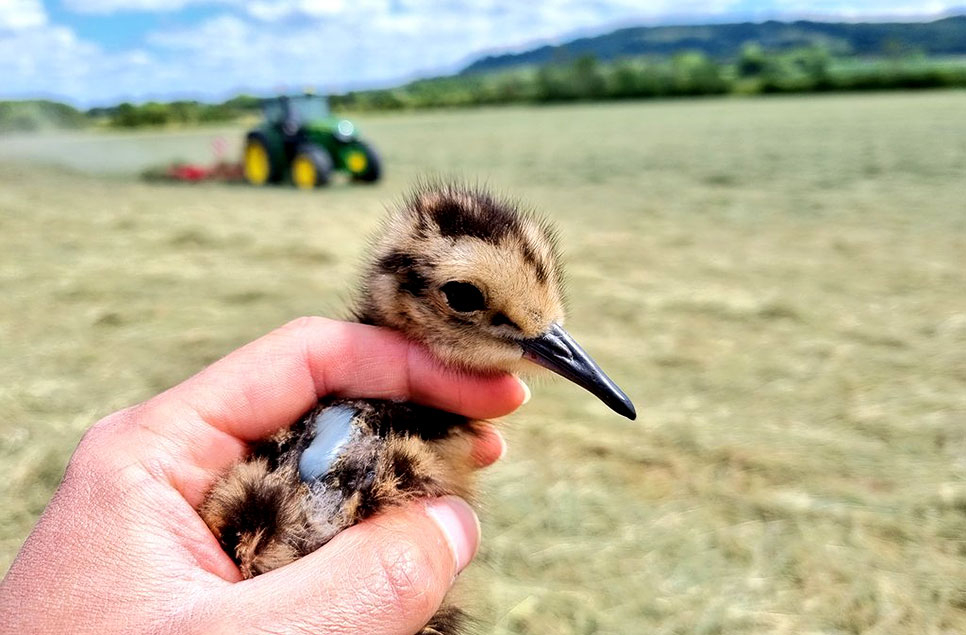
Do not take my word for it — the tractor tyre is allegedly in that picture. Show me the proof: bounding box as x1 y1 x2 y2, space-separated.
243 133 280 185
350 143 382 183
291 144 333 189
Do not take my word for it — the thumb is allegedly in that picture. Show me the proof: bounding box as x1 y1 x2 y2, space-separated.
212 497 480 635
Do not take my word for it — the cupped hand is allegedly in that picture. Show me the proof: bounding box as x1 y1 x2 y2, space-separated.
0 317 526 635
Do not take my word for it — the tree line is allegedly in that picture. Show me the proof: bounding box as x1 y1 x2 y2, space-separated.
331 48 966 111
86 95 262 128
3 46 966 132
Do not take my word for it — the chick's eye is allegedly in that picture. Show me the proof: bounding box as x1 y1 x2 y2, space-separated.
441 281 486 313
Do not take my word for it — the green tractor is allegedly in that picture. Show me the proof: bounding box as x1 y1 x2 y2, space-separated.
242 94 381 189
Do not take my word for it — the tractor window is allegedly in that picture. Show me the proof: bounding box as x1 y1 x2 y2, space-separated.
290 97 329 122
262 100 285 124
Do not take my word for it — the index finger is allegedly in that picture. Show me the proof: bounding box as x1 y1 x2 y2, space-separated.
164 316 526 434
124 317 525 496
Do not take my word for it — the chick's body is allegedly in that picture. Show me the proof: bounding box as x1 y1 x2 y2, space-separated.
200 183 633 635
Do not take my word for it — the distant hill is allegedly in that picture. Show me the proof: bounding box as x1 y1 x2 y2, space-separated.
462 15 966 74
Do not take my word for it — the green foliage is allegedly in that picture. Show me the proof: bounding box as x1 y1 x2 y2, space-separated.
670 52 729 95
331 89 406 111
755 47 833 92
737 44 768 78
535 64 577 101
827 60 966 91
220 94 262 112
104 99 254 128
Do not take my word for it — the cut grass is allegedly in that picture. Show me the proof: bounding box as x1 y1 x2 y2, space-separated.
1 91 965 633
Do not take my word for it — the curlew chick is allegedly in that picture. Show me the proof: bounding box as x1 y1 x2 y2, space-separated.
199 182 635 634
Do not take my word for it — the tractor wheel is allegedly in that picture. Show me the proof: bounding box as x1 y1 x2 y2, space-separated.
243 133 278 185
291 144 333 190
347 143 381 183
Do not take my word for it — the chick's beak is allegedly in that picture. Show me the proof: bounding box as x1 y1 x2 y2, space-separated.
519 323 636 420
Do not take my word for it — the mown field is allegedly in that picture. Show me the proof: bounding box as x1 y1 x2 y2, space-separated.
1 92 965 634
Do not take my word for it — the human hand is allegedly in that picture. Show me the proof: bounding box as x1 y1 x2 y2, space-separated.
0 317 527 634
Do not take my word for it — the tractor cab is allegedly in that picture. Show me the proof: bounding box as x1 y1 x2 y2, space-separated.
242 93 381 188
264 94 330 130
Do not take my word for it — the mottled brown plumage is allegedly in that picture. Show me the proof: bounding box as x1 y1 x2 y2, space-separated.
199 181 634 634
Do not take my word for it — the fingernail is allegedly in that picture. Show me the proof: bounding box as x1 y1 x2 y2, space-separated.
494 429 507 461
425 496 480 572
515 376 531 405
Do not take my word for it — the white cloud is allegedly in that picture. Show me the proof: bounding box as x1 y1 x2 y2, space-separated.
246 0 347 21
62 0 220 14
0 0 47 30
151 1 743 73
60 0 344 16
769 1 955 19
0 16 157 102
131 1 747 100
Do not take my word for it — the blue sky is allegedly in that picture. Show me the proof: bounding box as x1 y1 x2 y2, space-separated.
0 1 960 107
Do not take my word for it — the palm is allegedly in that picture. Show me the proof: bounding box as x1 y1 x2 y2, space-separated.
1 319 523 635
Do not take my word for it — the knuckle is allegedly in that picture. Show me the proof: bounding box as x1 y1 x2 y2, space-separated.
277 316 350 361
68 408 138 475
279 315 356 370
64 408 159 506
83 407 134 443
279 315 333 337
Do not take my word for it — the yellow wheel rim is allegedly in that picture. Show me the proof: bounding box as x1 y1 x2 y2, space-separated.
345 150 367 174
244 142 270 185
292 155 317 190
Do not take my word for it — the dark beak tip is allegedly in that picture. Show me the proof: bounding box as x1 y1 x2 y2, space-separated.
612 395 637 420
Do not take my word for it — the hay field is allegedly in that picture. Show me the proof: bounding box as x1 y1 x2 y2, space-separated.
1 92 965 633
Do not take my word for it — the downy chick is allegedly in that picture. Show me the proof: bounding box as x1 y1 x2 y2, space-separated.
199 182 635 634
